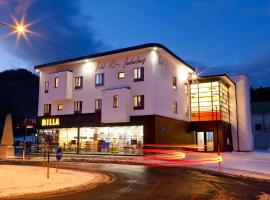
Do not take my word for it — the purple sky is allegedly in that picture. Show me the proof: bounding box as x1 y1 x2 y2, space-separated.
0 0 270 87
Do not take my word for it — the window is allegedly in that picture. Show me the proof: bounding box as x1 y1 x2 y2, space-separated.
255 124 262 131
57 104 63 111
44 104 51 116
95 99 102 112
45 81 49 93
173 76 177 90
173 101 177 114
184 83 188 94
118 72 125 79
74 76 83 89
133 67 144 81
185 105 189 117
95 73 104 87
113 95 119 108
133 95 144 110
74 101 82 114
54 77 59 88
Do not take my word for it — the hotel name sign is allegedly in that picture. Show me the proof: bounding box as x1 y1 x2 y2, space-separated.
96 56 146 72
41 118 60 126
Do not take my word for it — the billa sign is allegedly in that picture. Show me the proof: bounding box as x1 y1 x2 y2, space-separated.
41 118 60 126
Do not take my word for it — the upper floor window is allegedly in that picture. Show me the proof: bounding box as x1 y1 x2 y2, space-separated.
44 104 51 116
95 73 104 87
255 124 262 131
173 76 177 90
118 72 125 79
133 67 144 82
173 101 177 114
57 104 63 111
184 83 188 94
95 99 102 112
133 95 144 110
74 76 83 89
113 95 119 108
54 77 59 88
74 101 82 114
45 81 49 93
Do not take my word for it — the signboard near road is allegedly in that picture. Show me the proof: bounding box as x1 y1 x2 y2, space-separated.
56 147 62 161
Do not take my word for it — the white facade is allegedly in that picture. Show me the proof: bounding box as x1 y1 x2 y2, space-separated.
37 46 194 123
230 75 254 151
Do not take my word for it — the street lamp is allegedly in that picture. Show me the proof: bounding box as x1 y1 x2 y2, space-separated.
0 21 27 34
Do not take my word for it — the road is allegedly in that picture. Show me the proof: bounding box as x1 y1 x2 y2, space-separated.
2 162 270 200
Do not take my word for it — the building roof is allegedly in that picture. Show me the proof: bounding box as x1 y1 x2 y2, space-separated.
197 74 236 86
34 43 195 71
251 102 270 113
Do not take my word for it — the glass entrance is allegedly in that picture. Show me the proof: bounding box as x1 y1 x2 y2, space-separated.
206 131 214 151
196 131 214 152
196 131 205 151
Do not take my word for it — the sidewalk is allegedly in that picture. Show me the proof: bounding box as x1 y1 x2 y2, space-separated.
7 150 270 181
190 151 270 181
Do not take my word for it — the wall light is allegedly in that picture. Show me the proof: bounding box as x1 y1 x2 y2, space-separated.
191 73 197 80
82 61 96 74
35 69 39 73
178 68 188 81
150 50 158 65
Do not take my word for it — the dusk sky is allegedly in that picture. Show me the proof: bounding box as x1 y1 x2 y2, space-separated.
0 0 270 87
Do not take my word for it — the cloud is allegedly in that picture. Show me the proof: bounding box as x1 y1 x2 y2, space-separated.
190 50 270 87
0 0 108 69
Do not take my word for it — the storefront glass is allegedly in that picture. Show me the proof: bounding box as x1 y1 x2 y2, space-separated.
37 125 143 155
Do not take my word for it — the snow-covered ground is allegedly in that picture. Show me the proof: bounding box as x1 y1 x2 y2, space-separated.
0 165 109 197
188 151 270 180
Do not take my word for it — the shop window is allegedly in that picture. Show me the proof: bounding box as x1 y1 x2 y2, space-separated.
74 101 82 114
118 72 125 79
173 76 177 90
95 73 104 87
133 95 144 110
255 124 262 131
57 104 63 111
172 101 177 114
54 77 59 88
95 99 102 112
113 95 119 108
45 81 49 93
74 76 83 89
44 104 51 116
133 67 144 82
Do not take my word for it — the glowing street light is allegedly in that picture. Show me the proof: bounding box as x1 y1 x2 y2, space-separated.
0 21 27 34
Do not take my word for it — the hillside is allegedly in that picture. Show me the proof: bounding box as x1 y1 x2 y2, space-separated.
0 69 39 135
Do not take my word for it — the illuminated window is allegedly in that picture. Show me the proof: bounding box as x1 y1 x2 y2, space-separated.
45 81 49 93
172 76 177 90
134 67 144 81
113 95 119 108
118 72 125 79
54 77 59 88
57 104 63 111
95 99 102 112
74 101 82 114
172 101 177 114
190 81 229 122
44 104 51 116
133 95 144 110
74 76 83 89
95 73 104 87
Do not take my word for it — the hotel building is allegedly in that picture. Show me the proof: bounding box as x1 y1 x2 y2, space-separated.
34 43 253 155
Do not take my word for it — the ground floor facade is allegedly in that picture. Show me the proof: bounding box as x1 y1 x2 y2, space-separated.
36 113 233 155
